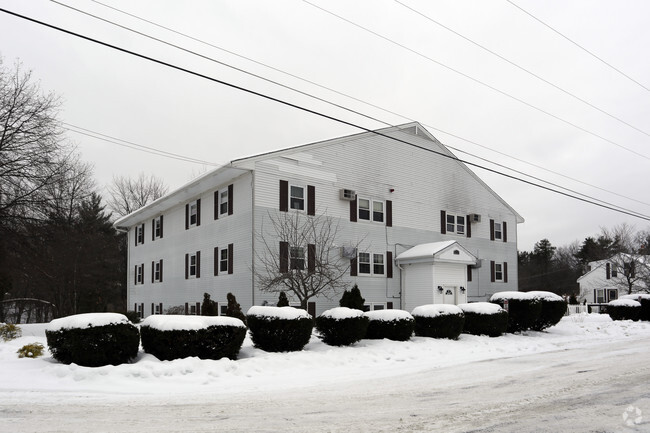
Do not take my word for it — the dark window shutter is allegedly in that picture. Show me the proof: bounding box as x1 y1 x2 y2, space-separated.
134 227 137 246
151 303 154 315
214 191 219 220
134 265 137 285
151 261 154 283
185 302 189 315
490 260 496 282
386 200 392 227
141 224 145 244
466 215 471 238
606 263 611 279
228 243 234 275
160 259 163 282
185 253 189 279
214 246 219 276
467 264 472 282
160 215 163 238
308 244 316 273
307 185 315 216
350 255 358 276
196 302 201 315
387 302 393 309
350 196 357 222
490 219 495 241
134 303 137 312
503 221 507 243
159 303 163 314
279 180 288 212
504 262 508 283
196 199 201 226
386 251 393 278
308 302 316 318
152 219 155 241
228 184 234 215
280 241 289 273
185 204 189 230
440 210 446 234
196 250 201 278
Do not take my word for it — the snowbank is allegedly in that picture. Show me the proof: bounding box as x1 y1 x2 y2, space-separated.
365 309 413 321
459 302 505 315
490 291 533 301
46 313 130 332
620 294 650 301
319 307 364 320
246 306 311 320
141 315 245 331
608 299 641 307
411 304 463 318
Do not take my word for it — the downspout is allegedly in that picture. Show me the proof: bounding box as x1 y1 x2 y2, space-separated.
250 170 256 307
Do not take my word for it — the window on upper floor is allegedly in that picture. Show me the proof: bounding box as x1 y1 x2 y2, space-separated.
134 263 144 285
189 202 198 226
358 198 384 223
185 251 200 279
153 216 163 240
358 252 385 276
220 248 229 273
190 253 197 277
152 259 163 283
290 246 305 270
611 265 618 278
290 185 305 211
494 263 504 282
219 188 229 216
446 213 465 235
494 222 502 240
135 224 145 246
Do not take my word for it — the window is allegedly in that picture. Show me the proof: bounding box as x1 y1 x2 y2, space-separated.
608 289 618 302
494 222 502 240
624 262 635 278
363 303 386 312
135 224 145 245
446 214 465 235
190 304 197 315
189 253 197 277
153 260 162 282
219 189 229 216
135 263 144 285
153 216 163 239
595 289 605 303
358 252 384 276
358 198 384 222
611 265 618 278
290 185 305 211
189 201 198 226
290 246 305 270
494 263 504 282
155 304 161 314
220 248 228 273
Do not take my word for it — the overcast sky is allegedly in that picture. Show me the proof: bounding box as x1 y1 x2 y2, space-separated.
1 0 649 251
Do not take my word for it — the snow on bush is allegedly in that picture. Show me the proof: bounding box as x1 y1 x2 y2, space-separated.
140 315 247 361
316 307 368 346
620 294 650 321
1 323 21 342
459 302 508 337
412 304 464 340
246 306 313 352
17 342 44 358
364 310 414 341
607 299 641 322
608 299 641 308
527 291 567 331
490 292 542 333
46 313 139 367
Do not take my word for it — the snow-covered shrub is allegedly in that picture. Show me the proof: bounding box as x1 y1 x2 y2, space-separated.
527 291 567 331
607 299 641 321
411 305 465 340
620 294 650 321
0 323 21 342
46 313 139 367
123 310 141 324
490 292 542 333
459 303 509 337
364 309 414 341
246 306 313 352
140 315 246 361
315 307 369 346
17 342 44 358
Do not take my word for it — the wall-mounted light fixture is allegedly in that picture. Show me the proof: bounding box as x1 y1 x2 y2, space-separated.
437 286 443 294
460 287 466 293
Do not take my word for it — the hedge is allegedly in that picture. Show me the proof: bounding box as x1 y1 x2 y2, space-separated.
607 299 641 321
246 306 313 352
411 305 465 340
620 294 650 321
316 307 369 346
459 303 509 337
527 291 567 331
46 313 139 367
364 310 415 341
490 292 542 333
140 315 246 361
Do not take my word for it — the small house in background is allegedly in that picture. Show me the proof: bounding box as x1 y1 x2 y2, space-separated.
577 254 649 304
114 122 523 318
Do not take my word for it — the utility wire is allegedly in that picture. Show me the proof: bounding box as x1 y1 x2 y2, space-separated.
506 0 650 93
2 7 650 222
395 0 650 139
302 0 650 161
77 0 650 208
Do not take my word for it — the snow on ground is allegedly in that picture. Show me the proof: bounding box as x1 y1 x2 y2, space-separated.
0 314 648 403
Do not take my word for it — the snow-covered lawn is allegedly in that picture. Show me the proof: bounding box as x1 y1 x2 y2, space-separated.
1 313 648 402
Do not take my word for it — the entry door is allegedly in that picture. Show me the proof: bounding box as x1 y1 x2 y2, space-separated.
443 286 456 304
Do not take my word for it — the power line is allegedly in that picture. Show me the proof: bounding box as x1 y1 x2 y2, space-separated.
302 0 650 161
2 7 650 223
506 0 650 93
394 0 650 139
75 0 650 209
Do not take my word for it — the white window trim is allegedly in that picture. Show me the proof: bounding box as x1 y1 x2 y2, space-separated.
494 262 504 282
189 200 198 227
189 253 198 278
154 216 162 239
364 302 386 312
289 184 306 212
358 252 385 276
220 248 229 273
290 246 305 270
136 225 144 245
358 198 384 223
494 222 502 240
219 188 229 216
446 213 465 235
154 261 161 283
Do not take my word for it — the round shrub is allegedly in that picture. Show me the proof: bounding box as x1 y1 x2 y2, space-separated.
411 304 465 340
17 342 44 358
527 291 567 331
459 303 508 337
315 307 369 346
46 313 139 367
620 294 650 321
364 309 415 341
140 315 246 361
607 299 641 321
490 291 542 333
246 306 313 352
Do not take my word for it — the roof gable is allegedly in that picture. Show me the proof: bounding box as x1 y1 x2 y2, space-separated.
396 241 477 265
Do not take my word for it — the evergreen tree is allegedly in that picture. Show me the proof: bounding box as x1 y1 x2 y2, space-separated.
339 285 365 310
226 292 247 325
277 291 289 307
201 292 218 316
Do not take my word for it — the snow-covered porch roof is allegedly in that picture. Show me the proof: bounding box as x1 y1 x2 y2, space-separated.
395 241 477 265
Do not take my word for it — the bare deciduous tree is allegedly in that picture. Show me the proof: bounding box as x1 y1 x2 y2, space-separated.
255 212 355 309
598 224 649 295
106 172 169 218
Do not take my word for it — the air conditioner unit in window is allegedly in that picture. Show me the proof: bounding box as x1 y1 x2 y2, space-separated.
339 189 356 201
469 213 481 223
340 246 358 259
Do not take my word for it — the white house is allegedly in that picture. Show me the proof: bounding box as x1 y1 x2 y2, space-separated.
577 255 649 304
114 122 524 318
